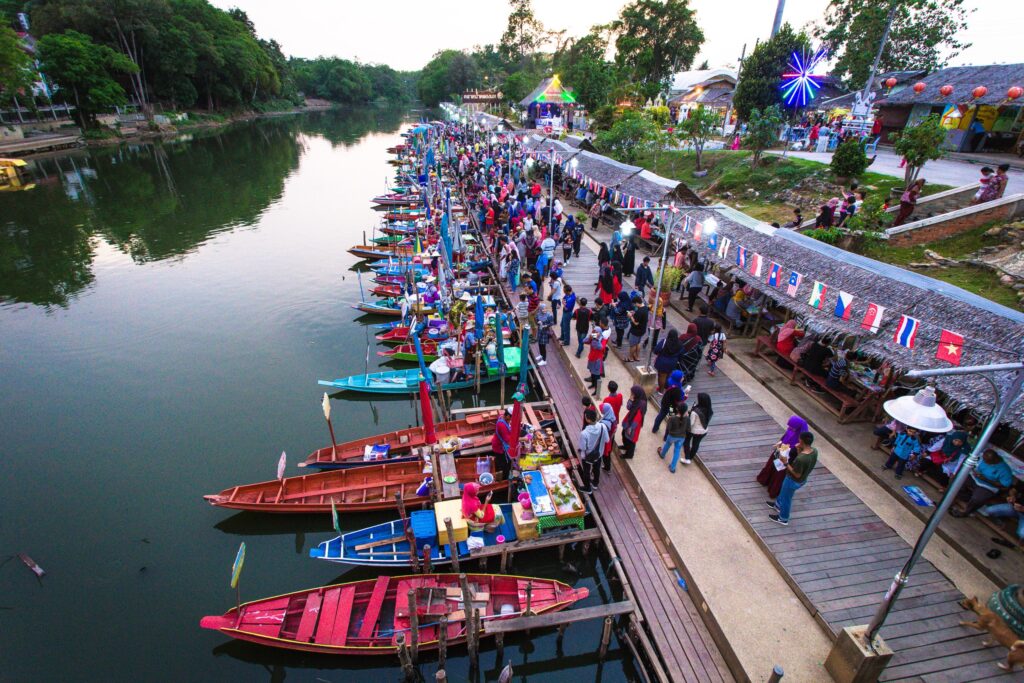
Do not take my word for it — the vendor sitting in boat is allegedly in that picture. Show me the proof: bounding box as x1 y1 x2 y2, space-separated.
461 481 504 532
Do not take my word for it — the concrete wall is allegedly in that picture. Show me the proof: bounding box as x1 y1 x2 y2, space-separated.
885 193 1024 246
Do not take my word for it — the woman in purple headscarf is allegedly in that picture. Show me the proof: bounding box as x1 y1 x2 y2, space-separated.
757 415 809 500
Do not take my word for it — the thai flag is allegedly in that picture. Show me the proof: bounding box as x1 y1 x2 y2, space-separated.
786 271 802 297
749 253 763 277
767 262 782 287
736 246 747 269
834 291 854 320
893 315 919 349
861 302 885 333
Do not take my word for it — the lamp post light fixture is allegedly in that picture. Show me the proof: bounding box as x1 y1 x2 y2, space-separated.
825 361 1024 681
619 219 635 237
702 217 718 236
570 157 579 171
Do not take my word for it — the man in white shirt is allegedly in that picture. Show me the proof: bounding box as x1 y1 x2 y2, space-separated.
547 272 563 325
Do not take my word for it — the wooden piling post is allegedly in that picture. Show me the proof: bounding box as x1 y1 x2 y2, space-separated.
422 544 432 574
499 546 509 574
396 632 414 679
558 544 566 563
407 589 420 662
468 607 480 670
437 614 448 672
599 616 613 660
445 518 460 573
524 580 533 616
430 448 442 502
557 623 568 647
767 665 784 683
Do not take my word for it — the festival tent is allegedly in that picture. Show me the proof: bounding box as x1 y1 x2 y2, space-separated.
677 204 1024 432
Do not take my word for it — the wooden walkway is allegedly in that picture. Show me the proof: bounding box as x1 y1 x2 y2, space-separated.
501 245 735 683
685 349 1018 682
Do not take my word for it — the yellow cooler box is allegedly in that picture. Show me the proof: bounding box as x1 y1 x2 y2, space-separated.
434 498 468 545
512 502 539 541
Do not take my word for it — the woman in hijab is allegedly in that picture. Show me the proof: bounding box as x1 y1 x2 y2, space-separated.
610 229 622 251
620 385 647 459
757 415 809 500
599 402 618 468
652 369 686 433
613 291 634 348
725 287 747 327
610 242 624 270
653 328 684 391
596 263 616 306
597 242 611 268
678 322 702 379
622 238 636 277
775 319 804 357
682 393 713 464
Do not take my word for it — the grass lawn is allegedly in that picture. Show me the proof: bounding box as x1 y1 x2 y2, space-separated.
635 149 950 224
858 224 1020 309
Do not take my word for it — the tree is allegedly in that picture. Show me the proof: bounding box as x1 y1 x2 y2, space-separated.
554 30 615 109
742 104 783 167
37 30 138 128
892 114 946 183
611 0 703 100
499 0 543 64
830 137 870 178
731 24 810 122
418 49 479 107
594 111 657 164
815 0 972 89
697 59 709 70
0 25 32 95
680 105 719 172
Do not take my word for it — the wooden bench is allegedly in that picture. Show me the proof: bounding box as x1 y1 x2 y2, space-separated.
753 335 861 422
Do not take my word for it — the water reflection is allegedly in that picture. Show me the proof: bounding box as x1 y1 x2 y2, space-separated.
0 107 407 308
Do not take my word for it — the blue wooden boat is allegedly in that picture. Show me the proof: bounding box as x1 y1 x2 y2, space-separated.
354 298 435 317
371 264 432 277
309 505 517 567
318 349 521 394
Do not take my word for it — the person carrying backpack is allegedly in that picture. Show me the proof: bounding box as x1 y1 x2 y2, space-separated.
578 409 609 493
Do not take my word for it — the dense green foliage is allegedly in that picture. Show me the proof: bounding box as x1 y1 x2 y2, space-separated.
893 114 947 183
0 23 31 94
611 0 703 100
594 111 657 164
37 30 137 127
679 104 719 171
815 0 972 88
291 58 414 105
552 31 615 110
830 136 870 178
418 49 480 107
742 104 784 167
731 24 810 122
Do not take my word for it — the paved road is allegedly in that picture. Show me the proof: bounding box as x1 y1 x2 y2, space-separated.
770 148 1024 191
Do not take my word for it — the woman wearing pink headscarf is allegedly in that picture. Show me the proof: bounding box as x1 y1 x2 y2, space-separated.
757 415 809 500
775 319 804 358
461 482 504 529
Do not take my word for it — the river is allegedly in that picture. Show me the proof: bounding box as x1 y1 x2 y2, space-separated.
0 109 636 681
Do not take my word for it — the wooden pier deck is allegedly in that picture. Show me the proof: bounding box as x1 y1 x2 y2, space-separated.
497 242 736 683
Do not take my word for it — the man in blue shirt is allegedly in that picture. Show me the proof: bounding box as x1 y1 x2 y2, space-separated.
634 256 654 293
560 285 576 346
951 449 1015 517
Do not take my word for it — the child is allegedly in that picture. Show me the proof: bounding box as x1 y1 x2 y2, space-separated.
884 427 922 479
705 324 726 376
534 303 554 366
971 167 994 205
516 292 529 327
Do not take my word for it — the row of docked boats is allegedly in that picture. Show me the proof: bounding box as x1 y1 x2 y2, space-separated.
200 122 590 659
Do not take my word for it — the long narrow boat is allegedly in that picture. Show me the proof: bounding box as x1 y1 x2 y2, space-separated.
203 457 504 514
317 354 520 394
377 341 439 362
200 573 588 655
354 299 435 317
372 194 419 206
301 410 502 469
375 326 450 345
310 504 517 566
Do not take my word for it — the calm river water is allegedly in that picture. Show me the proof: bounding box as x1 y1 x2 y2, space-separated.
0 109 636 681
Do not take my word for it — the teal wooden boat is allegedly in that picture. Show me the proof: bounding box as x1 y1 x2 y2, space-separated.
319 349 521 394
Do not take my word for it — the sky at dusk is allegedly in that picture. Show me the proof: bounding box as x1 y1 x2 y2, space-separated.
212 0 1019 74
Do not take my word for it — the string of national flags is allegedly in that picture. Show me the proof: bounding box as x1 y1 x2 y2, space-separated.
524 149 659 211
680 214 967 367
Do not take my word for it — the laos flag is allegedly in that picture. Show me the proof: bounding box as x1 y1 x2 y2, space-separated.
767 262 782 287
893 315 919 349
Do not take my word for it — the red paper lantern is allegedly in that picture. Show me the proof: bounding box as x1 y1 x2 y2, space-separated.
972 86 988 99
1008 86 1023 100
939 84 954 97
884 77 898 89
912 81 926 93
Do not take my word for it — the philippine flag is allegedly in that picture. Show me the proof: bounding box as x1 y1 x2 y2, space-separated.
808 281 827 310
718 237 731 259
861 302 885 333
786 271 802 297
893 315 919 349
935 329 964 365
736 246 747 269
834 291 854 320
767 262 782 287
749 252 763 277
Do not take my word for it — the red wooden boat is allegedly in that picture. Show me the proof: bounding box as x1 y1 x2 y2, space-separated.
301 410 501 469
201 573 588 655
371 284 403 297
375 326 451 345
203 458 505 514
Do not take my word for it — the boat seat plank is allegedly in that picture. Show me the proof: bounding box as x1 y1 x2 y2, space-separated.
356 576 392 640
294 591 323 643
313 587 342 643
328 585 357 646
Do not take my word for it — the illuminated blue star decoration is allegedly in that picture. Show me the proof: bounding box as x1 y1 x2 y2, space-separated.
780 47 827 107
